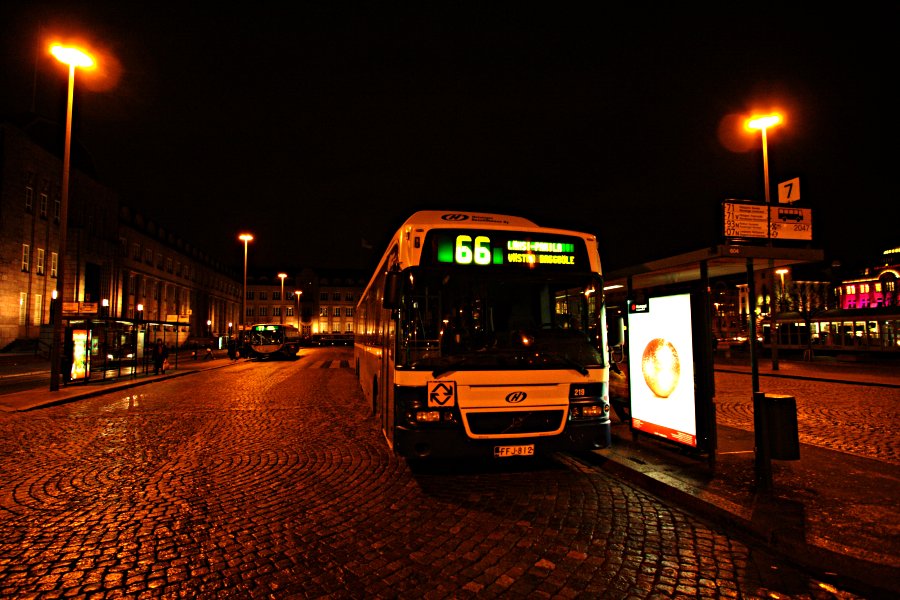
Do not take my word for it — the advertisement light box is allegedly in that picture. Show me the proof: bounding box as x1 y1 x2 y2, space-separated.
626 293 698 447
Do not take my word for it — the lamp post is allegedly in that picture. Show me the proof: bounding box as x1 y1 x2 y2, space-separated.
238 233 253 339
746 113 782 204
278 273 287 325
747 113 783 372
295 290 303 331
48 43 95 392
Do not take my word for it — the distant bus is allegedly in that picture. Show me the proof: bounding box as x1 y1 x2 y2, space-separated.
355 211 622 460
247 323 301 359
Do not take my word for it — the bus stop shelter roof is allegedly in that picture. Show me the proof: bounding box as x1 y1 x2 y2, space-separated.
603 244 825 293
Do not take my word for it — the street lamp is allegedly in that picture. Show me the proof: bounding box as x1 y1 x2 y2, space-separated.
278 273 287 324
238 233 253 338
745 113 782 204
747 113 783 372
295 290 303 331
48 43 95 392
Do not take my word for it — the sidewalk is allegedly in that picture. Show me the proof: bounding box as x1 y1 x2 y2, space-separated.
0 351 238 412
589 356 900 599
1 351 898 597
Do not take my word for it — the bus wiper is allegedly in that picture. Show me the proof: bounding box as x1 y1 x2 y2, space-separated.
431 356 469 378
537 351 589 376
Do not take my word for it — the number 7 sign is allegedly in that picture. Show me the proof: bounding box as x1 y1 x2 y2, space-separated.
778 177 800 203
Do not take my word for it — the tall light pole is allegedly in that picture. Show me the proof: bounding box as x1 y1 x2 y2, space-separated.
746 113 782 204
278 273 287 325
238 233 253 339
295 290 303 331
747 113 783 371
48 43 95 392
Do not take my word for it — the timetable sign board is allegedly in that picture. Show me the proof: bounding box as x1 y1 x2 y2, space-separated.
723 201 769 239
770 206 812 240
723 200 813 241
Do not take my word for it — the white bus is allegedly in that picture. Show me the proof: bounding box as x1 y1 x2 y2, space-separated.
355 211 622 460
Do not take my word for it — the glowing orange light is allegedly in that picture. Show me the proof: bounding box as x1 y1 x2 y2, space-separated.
745 113 782 131
49 44 95 69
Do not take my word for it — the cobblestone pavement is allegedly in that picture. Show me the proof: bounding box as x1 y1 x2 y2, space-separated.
713 375 899 465
0 349 878 598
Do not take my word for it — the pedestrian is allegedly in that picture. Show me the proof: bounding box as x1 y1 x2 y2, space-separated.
227 338 236 361
204 346 213 360
152 339 165 375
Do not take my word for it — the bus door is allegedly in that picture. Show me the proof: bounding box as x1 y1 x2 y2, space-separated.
381 315 396 444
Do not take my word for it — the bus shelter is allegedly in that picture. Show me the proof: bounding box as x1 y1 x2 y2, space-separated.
602 243 824 487
60 317 187 384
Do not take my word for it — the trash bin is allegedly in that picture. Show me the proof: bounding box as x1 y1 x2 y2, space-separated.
763 394 800 460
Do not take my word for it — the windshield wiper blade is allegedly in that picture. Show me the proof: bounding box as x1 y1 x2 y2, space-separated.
538 351 589 376
432 356 469 378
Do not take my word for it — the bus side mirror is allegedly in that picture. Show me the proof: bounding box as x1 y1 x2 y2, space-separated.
383 271 401 309
607 313 624 349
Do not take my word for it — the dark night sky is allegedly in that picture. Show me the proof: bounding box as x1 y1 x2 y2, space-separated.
1 4 894 276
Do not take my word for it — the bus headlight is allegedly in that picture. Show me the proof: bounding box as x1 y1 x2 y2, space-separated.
569 402 609 420
416 411 441 423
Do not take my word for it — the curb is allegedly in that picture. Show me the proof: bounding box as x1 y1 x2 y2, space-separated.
580 450 900 599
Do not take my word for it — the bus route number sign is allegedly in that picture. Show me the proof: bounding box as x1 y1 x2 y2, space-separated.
433 232 579 267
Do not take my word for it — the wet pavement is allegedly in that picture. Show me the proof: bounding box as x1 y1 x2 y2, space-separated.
1 350 898 597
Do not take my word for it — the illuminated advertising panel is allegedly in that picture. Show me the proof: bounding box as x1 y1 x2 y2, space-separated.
71 329 91 382
421 230 588 270
626 293 697 447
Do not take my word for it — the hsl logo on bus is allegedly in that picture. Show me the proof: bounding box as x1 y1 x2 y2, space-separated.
505 391 527 403
441 213 470 221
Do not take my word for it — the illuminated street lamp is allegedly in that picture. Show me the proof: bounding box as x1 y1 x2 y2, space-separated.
238 233 254 336
747 113 783 372
745 113 782 204
294 290 303 331
278 273 287 324
48 43 95 392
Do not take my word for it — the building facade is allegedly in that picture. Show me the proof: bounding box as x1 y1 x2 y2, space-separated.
837 247 899 310
244 268 366 344
1 118 242 353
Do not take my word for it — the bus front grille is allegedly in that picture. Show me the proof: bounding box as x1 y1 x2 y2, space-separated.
465 410 566 435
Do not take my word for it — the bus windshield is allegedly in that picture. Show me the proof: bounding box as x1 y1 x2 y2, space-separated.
396 267 606 373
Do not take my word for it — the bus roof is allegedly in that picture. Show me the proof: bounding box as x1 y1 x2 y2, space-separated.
358 211 602 307
399 211 540 230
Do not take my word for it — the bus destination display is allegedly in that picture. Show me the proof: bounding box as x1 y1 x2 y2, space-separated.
425 230 586 269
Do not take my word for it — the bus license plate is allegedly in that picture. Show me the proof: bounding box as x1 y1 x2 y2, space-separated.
494 444 534 458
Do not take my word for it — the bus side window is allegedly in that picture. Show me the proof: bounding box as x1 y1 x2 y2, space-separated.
384 271 401 309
